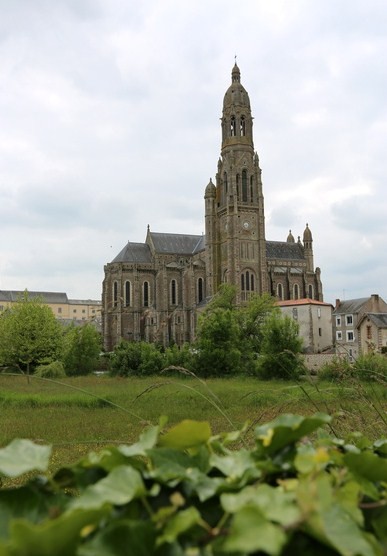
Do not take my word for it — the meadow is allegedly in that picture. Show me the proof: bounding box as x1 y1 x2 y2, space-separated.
1 372 386 481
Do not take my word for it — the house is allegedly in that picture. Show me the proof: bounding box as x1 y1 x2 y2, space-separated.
277 298 333 354
333 294 387 361
0 290 101 323
357 312 387 355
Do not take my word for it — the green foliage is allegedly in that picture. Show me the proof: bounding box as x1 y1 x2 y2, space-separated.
35 360 66 379
110 341 164 376
1 413 387 554
257 313 304 380
62 324 102 376
353 353 387 382
318 357 353 381
193 287 276 376
0 291 62 375
163 343 194 372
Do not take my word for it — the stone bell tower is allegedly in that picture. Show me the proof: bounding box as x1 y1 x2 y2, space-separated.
205 63 268 303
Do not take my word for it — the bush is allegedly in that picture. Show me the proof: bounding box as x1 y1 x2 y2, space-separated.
318 356 353 382
1 414 387 554
35 360 66 378
110 341 164 376
353 353 387 382
163 343 194 373
63 324 102 376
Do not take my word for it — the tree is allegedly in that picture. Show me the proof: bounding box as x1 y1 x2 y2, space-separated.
0 290 62 378
63 323 102 376
258 313 304 380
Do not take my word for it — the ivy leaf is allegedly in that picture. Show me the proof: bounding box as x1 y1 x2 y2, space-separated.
221 484 300 527
8 509 107 556
118 425 160 458
254 413 331 455
78 520 156 556
221 506 286 555
157 506 202 546
0 439 51 478
70 466 146 510
344 451 387 482
158 420 211 449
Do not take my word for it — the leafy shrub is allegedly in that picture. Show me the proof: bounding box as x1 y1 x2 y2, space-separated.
318 356 353 381
353 353 387 382
1 414 387 554
63 323 102 376
34 360 66 378
110 340 164 376
163 343 194 373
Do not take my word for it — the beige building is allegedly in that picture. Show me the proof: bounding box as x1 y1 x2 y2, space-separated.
357 313 387 355
333 294 387 361
0 290 101 323
102 63 323 351
277 298 334 354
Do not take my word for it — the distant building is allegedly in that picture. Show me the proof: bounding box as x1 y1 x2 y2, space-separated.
0 290 101 324
102 63 323 350
333 294 387 361
357 312 387 355
277 298 334 354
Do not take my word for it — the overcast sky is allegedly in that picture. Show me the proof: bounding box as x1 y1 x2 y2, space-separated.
1 0 386 304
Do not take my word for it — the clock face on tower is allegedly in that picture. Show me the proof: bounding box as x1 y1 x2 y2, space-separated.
242 220 250 230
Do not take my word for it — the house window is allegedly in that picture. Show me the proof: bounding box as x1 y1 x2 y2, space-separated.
58 308 62 314
348 348 354 362
143 281 149 307
336 331 342 341
198 277 204 303
124 281 131 307
336 316 341 327
73 309 77 314
346 314 353 326
317 308 321 318
366 325 372 340
308 284 313 298
171 279 177 305
319 328 322 337
347 331 354 342
292 308 298 321
82 309 85 314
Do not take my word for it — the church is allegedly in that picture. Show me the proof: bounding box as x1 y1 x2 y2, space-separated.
102 63 323 351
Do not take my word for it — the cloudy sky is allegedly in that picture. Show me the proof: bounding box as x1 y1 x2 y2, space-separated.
1 0 386 303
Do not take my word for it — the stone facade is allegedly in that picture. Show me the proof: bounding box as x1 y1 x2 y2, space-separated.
102 64 323 351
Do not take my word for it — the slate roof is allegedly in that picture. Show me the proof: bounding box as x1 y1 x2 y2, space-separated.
0 290 68 303
150 232 205 255
333 298 369 315
111 242 152 263
363 313 387 329
266 241 305 261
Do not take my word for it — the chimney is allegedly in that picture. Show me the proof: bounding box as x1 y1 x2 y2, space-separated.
371 294 380 313
335 298 341 309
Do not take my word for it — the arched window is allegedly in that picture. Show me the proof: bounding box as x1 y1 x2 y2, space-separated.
277 283 283 300
240 115 246 136
224 172 228 194
198 277 204 303
124 281 131 307
241 270 255 301
143 281 149 307
230 116 236 136
250 176 254 202
242 169 248 202
171 279 177 305
308 284 314 299
236 174 240 200
113 281 118 307
293 284 299 300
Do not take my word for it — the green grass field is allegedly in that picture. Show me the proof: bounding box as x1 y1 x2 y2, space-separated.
1 372 386 483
